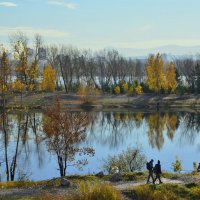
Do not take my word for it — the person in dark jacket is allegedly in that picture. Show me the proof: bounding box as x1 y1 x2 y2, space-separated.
153 160 163 184
197 163 200 172
147 159 154 184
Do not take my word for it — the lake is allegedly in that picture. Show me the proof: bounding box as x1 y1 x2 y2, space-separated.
0 110 200 182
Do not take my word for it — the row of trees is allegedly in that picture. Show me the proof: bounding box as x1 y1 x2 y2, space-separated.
1 32 200 96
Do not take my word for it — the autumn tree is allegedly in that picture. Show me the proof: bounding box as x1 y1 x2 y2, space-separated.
146 54 165 93
43 97 94 177
165 62 177 93
41 64 56 92
10 32 40 92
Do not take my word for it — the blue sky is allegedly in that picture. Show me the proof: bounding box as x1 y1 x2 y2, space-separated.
0 0 200 50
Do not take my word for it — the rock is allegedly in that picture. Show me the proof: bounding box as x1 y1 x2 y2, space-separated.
95 171 104 178
109 173 122 182
60 178 70 187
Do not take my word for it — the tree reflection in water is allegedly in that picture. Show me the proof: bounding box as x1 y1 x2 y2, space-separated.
178 112 200 145
0 109 200 181
86 111 180 150
0 111 44 181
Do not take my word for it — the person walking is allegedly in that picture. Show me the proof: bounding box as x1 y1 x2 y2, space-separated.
197 163 200 173
146 159 154 184
153 160 163 184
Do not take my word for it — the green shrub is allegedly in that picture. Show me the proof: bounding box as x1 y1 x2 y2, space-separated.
103 147 146 174
172 156 182 173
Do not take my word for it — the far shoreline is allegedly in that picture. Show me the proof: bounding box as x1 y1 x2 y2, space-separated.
1 93 200 112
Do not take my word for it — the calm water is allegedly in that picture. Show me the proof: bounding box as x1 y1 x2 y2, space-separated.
0 110 200 182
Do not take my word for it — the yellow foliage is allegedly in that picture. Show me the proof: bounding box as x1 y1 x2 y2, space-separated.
41 64 56 92
166 114 177 140
0 84 8 92
146 54 165 93
27 84 35 92
114 86 120 94
135 85 143 94
122 82 129 93
12 80 26 92
146 114 166 150
165 62 177 93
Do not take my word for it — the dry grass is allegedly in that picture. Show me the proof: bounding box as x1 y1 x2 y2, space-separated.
36 181 122 200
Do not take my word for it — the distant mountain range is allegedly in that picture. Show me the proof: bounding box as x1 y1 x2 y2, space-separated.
116 45 200 58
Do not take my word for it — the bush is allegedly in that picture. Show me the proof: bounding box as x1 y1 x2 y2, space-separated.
103 147 146 174
172 156 182 173
114 86 120 94
135 85 143 94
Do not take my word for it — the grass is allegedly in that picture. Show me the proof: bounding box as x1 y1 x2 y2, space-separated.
123 183 200 200
1 172 200 200
32 181 122 200
0 181 37 189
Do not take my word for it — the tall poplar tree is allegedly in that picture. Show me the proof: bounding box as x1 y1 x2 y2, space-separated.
146 53 165 93
165 62 177 93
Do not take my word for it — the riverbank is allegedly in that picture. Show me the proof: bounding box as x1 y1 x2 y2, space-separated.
3 92 200 111
1 172 200 200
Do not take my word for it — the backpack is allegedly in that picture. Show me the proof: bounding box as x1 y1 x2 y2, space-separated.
146 162 150 170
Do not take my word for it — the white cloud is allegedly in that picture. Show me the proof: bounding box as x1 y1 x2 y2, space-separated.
0 26 69 38
0 1 17 7
48 0 77 9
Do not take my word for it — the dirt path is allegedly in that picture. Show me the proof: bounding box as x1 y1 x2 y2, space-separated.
112 178 184 191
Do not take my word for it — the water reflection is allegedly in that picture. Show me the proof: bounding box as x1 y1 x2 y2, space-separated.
0 111 44 181
0 110 199 181
86 112 180 150
146 113 178 150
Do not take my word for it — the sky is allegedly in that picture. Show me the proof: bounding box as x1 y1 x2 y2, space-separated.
0 0 200 50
